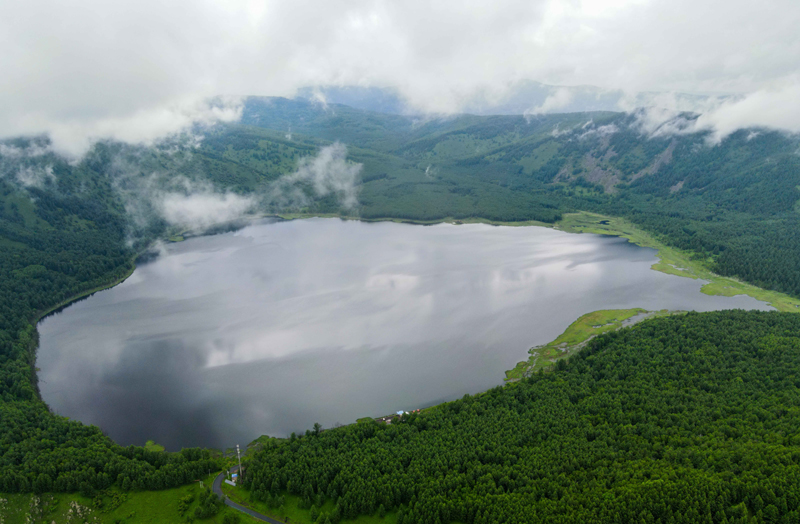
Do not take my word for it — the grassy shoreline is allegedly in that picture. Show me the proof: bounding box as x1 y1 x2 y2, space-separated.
504 308 681 380
554 211 800 312
274 211 800 312
220 480 395 524
271 212 552 228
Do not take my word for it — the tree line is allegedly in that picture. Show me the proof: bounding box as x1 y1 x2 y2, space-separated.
244 311 800 524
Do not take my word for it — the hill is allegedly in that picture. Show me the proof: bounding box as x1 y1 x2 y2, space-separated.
242 311 800 524
241 98 800 298
1 98 799 523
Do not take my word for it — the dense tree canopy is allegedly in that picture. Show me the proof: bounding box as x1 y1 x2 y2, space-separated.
245 311 800 524
0 153 221 495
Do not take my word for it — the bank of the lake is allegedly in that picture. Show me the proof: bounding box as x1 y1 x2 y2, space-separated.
504 308 684 380
37 217 773 451
554 212 800 313
274 211 800 313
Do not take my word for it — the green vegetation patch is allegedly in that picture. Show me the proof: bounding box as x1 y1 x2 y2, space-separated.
505 308 668 380
517 141 560 174
557 211 800 312
221 481 395 524
144 440 165 453
0 473 251 524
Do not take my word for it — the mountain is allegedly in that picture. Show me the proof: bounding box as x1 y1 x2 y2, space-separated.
294 81 718 116
1 97 799 523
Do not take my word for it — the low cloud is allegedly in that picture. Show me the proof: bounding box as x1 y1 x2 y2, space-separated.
619 85 800 143
106 148 257 240
694 84 800 142
0 139 57 189
525 88 574 117
11 96 243 159
112 142 361 240
578 123 619 140
308 89 330 110
269 143 362 210
15 165 55 188
0 142 52 159
157 190 256 231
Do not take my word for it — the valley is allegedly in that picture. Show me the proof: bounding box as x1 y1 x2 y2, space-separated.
2 100 800 524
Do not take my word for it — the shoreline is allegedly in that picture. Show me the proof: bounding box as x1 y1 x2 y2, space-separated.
33 262 137 326
29 260 137 403
504 308 684 381
272 211 800 312
27 210 800 448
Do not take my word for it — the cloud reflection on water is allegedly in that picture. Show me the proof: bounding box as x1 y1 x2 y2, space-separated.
37 218 771 450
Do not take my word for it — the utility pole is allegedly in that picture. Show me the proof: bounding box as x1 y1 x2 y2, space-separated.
236 444 242 483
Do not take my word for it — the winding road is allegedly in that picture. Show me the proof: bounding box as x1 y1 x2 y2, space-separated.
212 466 284 524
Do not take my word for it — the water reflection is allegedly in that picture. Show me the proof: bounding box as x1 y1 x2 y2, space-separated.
38 218 770 450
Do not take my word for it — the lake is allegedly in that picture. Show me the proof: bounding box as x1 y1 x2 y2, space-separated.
37 218 770 450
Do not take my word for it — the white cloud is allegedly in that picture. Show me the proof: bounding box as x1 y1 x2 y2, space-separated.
15 165 55 188
14 97 243 158
578 123 619 140
0 142 52 159
694 84 800 142
105 153 257 237
270 143 362 210
158 190 256 230
1 0 800 143
616 83 800 142
525 88 574 116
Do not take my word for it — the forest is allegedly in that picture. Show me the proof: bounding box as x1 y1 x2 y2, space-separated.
1 98 800 523
0 149 222 498
243 311 800 524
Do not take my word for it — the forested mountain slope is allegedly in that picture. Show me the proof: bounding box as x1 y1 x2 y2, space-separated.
244 311 800 524
1 96 799 518
0 132 320 494
242 98 800 298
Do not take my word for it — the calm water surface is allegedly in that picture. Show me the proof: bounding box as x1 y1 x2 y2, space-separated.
38 218 770 450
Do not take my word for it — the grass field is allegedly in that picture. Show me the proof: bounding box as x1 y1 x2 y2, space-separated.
143 440 165 452
220 482 395 524
505 308 678 380
0 473 256 524
556 211 800 312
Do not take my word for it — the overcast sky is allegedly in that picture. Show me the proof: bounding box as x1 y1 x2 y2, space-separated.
2 0 800 155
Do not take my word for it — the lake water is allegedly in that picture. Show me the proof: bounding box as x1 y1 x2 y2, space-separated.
37 218 770 450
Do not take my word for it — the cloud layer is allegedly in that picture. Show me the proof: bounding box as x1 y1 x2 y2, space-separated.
157 191 256 231
269 143 362 210
2 0 800 148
